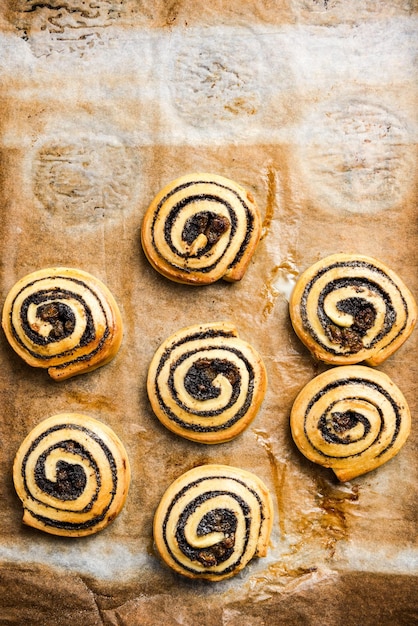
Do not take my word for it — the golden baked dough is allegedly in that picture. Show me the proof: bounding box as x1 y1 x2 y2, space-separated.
289 254 417 365
141 173 262 285
153 464 273 581
290 365 411 481
2 267 123 380
147 322 267 443
13 413 131 537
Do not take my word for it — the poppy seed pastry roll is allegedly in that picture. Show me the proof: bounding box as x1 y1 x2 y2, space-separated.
13 413 131 537
153 464 273 581
147 322 267 444
2 267 123 380
289 254 417 365
141 173 262 285
290 365 411 481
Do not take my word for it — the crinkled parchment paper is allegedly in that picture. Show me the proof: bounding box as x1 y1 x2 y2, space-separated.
0 1 417 624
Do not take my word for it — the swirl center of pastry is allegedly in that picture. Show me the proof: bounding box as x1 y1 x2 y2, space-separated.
36 302 76 340
176 497 240 568
194 508 237 567
320 409 370 444
35 448 88 501
320 282 391 353
335 298 377 331
183 358 240 402
182 211 230 255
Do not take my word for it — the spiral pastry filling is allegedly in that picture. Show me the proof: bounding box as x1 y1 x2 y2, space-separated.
13 413 130 537
2 267 123 380
153 464 273 580
147 322 267 443
141 173 262 285
290 365 411 481
289 254 417 365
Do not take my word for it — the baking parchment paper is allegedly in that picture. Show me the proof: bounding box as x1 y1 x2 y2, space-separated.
0 1 417 624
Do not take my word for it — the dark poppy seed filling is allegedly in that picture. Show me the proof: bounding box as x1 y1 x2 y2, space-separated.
176 498 240 567
163 195 237 266
183 358 229 400
304 377 401 459
34 440 95 502
37 302 76 339
165 327 236 352
316 277 395 352
181 209 231 250
26 509 110 531
335 298 377 332
319 407 372 444
183 357 241 402
37 460 86 500
19 288 95 348
184 212 230 246
182 357 241 403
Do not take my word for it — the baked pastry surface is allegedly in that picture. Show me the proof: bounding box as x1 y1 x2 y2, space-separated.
289 254 417 365
13 413 131 537
141 173 262 285
147 322 267 443
290 365 411 481
2 267 123 380
153 464 273 581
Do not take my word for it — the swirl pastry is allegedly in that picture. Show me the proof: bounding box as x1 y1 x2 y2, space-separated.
147 322 267 444
289 254 417 365
290 365 411 481
141 173 262 285
153 464 273 581
13 413 131 537
2 267 123 380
